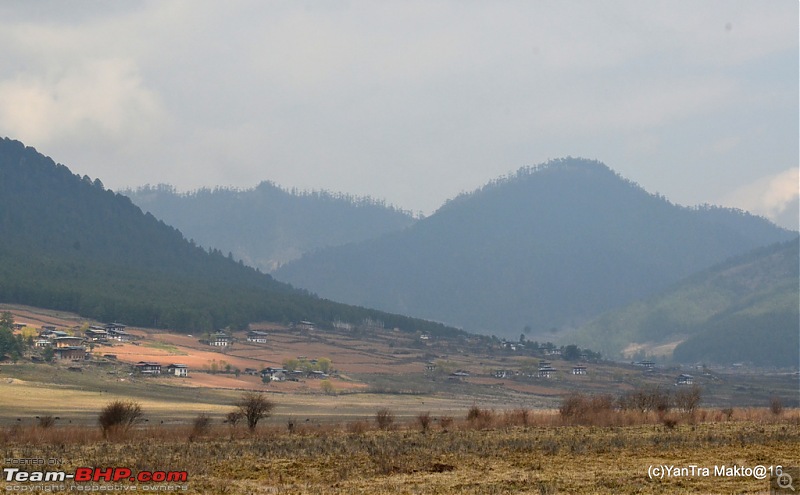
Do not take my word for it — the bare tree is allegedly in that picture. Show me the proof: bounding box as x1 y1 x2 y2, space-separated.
674 385 702 414
235 392 274 431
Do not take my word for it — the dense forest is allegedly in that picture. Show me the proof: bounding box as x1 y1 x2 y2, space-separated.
123 182 416 272
275 158 795 336
0 137 459 336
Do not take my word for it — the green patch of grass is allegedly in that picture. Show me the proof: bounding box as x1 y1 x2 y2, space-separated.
142 340 187 355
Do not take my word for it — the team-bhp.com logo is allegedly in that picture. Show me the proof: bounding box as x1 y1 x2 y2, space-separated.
4 467 188 483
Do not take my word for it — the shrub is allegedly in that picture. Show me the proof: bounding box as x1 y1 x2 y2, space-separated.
770 396 784 416
36 415 56 429
320 379 336 395
189 413 212 441
346 420 369 435
439 416 453 432
375 408 394 430
674 385 702 414
559 393 586 418
98 401 143 438
235 392 275 431
466 405 482 422
661 415 679 429
619 387 671 414
416 412 432 433
465 406 494 429
225 411 243 427
560 393 616 425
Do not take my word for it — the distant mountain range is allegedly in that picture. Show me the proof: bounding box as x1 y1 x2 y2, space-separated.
0 137 456 336
274 158 796 337
4 138 793 366
567 238 799 367
124 183 416 272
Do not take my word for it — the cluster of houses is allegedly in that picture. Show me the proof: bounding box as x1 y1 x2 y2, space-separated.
492 362 588 379
634 360 656 371
203 329 271 347
499 340 567 356
425 361 590 380
27 323 132 362
133 362 188 377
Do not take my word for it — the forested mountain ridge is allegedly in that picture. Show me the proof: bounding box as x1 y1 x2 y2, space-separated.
275 158 796 336
0 137 457 336
568 238 799 366
123 182 416 272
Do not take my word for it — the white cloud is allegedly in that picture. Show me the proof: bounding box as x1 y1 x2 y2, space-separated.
0 58 167 146
0 0 795 214
722 168 800 229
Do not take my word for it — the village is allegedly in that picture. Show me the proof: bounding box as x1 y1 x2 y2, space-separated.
3 304 779 412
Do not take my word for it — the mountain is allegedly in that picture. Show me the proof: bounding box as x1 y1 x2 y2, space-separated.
123 182 416 272
0 137 456 336
275 158 796 337
567 239 799 366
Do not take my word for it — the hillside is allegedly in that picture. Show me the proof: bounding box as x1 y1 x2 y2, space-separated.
275 158 795 336
567 239 799 366
0 137 456 336
124 183 416 272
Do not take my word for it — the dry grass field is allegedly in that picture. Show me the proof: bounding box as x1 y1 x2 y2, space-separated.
1 409 798 494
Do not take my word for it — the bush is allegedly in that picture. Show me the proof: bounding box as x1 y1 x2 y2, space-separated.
439 416 453 432
189 413 212 441
416 412 432 433
375 408 395 430
346 420 369 435
618 387 671 414
674 385 702 414
465 406 494 429
36 415 56 429
98 401 143 437
661 415 679 429
560 393 615 425
320 379 336 395
225 411 243 428
770 396 784 416
235 392 274 431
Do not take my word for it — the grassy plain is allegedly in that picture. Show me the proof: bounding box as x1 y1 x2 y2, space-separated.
1 413 798 494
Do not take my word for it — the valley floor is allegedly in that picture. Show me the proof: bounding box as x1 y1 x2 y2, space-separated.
1 417 798 494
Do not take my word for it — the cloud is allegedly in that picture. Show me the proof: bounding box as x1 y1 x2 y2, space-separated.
722 168 800 229
0 58 167 147
0 1 795 215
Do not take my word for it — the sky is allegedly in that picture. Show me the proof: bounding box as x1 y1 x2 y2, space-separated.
0 0 797 228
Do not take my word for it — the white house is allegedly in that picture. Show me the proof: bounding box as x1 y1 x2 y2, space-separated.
166 364 188 377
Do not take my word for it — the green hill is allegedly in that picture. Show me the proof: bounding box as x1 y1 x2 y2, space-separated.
569 239 799 367
124 182 416 273
275 158 795 336
0 137 457 336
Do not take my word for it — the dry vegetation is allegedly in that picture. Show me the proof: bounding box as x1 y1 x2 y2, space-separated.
2 305 799 493
1 404 798 494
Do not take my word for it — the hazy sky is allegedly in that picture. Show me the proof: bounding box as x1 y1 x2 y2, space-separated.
1 1 797 228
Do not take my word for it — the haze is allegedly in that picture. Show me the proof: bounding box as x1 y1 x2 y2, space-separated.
0 0 797 228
